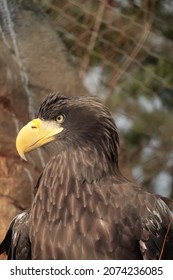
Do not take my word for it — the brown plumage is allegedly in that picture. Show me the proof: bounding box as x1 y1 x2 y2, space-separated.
0 93 173 259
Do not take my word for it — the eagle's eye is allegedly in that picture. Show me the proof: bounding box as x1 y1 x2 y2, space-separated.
55 114 65 124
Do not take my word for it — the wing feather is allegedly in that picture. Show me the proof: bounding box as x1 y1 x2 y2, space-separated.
0 210 31 259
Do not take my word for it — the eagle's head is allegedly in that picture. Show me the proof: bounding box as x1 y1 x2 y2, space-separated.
16 93 119 171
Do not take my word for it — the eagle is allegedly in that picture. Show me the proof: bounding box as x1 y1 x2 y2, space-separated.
0 93 173 260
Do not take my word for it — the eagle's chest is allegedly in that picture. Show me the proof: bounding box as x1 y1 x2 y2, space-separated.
29 183 120 259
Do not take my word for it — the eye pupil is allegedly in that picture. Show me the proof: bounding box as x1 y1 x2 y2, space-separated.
56 114 65 123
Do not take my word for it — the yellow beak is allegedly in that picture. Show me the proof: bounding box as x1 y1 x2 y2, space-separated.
16 118 63 160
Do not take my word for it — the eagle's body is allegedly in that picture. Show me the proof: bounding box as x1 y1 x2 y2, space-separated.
0 94 173 259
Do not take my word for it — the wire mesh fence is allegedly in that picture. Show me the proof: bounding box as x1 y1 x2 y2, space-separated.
35 0 172 97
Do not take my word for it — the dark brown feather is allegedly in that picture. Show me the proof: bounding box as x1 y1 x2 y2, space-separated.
29 148 173 259
0 211 31 259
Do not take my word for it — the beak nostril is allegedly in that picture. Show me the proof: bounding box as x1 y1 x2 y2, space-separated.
31 125 37 129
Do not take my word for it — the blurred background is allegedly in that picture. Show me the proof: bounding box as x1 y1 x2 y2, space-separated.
0 0 173 245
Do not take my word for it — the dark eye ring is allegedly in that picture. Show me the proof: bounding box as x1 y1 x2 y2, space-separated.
55 114 65 124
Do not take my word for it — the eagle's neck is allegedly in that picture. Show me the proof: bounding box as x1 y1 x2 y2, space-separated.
49 144 120 183
31 142 123 259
